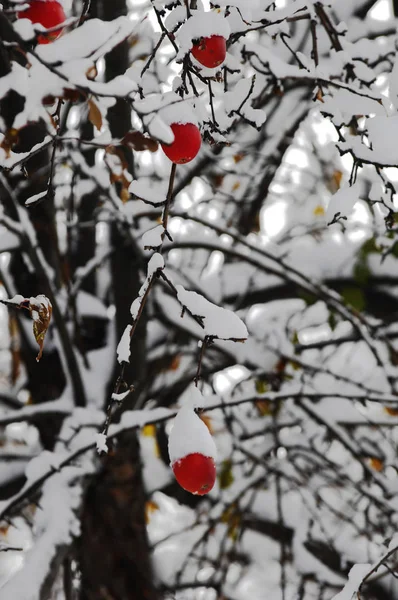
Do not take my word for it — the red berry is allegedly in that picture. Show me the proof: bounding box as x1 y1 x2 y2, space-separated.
18 0 66 45
191 35 227 69
161 122 201 164
172 452 216 495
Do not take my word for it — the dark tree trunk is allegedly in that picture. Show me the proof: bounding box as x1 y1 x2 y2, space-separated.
78 1 158 598
79 434 158 600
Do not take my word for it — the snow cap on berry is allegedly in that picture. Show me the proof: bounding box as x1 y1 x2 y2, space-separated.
158 93 199 127
168 398 217 464
176 10 230 58
13 18 36 42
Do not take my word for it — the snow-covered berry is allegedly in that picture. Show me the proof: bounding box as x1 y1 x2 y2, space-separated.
191 35 227 69
161 122 201 164
172 452 216 495
17 0 66 44
168 403 217 495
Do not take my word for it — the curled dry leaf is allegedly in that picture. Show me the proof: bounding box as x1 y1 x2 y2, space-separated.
29 295 52 362
121 131 159 152
5 294 52 362
88 98 103 131
0 128 19 158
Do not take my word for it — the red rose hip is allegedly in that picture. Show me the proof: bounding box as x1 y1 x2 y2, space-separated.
172 452 216 495
17 0 66 45
191 35 227 69
161 122 201 164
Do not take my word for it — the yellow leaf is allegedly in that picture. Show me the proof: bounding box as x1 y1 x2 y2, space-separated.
289 360 301 371
142 424 156 437
255 379 268 394
221 503 236 523
199 414 213 434
369 457 384 472
384 406 398 416
313 205 325 217
141 424 160 457
221 503 241 540
232 181 240 191
88 98 102 131
120 187 130 203
145 500 159 523
327 170 343 193
333 170 343 189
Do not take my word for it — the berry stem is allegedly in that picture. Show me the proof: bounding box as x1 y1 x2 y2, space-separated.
183 0 191 19
208 80 218 127
162 162 177 238
78 0 91 26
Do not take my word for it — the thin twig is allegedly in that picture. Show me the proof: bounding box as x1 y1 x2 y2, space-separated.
161 162 177 238
101 270 159 440
194 336 210 386
78 0 91 26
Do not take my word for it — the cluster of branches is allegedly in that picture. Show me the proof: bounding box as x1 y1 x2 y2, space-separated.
2 0 398 599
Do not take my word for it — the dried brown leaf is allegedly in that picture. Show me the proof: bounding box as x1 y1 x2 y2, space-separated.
88 98 102 131
316 88 324 103
122 131 159 152
145 500 159 524
0 128 19 158
28 295 52 362
86 65 98 80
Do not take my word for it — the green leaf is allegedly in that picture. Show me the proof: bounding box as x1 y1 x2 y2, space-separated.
341 286 365 312
218 460 234 490
255 379 268 394
299 291 317 306
391 241 398 258
328 311 337 331
353 259 370 285
359 236 378 258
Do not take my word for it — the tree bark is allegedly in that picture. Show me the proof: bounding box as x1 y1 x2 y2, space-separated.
79 435 158 600
78 1 158 598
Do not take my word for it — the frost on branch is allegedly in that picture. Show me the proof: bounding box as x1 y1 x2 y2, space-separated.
116 254 164 365
142 225 164 250
331 564 371 600
95 433 108 454
175 284 248 341
131 253 164 319
116 324 132 364
4 0 398 597
326 182 361 224
0 467 83 600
